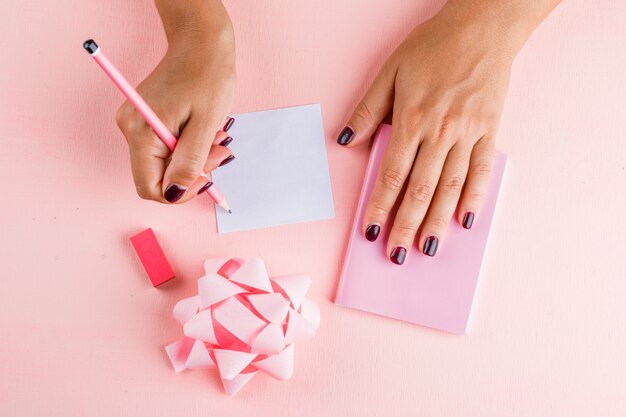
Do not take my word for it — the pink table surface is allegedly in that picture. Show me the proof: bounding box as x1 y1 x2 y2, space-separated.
1 1 625 416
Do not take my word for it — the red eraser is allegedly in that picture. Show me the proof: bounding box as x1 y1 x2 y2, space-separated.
130 228 175 287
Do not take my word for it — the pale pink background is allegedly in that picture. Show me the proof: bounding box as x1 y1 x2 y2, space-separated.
1 0 625 416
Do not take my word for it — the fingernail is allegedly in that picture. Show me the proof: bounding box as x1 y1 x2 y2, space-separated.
219 155 235 167
223 117 235 132
197 181 213 195
219 136 233 147
365 224 381 242
336 126 354 145
164 184 186 203
390 246 407 265
462 212 475 229
423 236 439 257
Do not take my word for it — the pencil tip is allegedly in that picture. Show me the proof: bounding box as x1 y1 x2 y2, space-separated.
228 209 232 214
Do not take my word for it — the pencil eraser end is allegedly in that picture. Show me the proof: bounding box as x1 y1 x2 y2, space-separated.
130 228 175 287
83 39 98 54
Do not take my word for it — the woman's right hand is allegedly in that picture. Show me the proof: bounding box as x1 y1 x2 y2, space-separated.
115 0 236 204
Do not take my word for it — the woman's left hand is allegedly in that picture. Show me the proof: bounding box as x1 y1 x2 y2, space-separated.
336 3 523 263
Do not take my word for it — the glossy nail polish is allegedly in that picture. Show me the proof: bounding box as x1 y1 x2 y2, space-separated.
219 136 233 147
223 117 235 132
164 184 186 203
390 246 407 265
336 126 354 145
219 155 235 167
423 236 439 257
365 224 381 242
197 181 213 195
462 212 475 229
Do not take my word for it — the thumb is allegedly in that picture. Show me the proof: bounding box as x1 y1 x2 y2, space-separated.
336 64 396 147
161 117 216 203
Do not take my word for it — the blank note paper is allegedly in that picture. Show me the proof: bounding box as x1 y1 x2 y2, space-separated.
211 104 335 233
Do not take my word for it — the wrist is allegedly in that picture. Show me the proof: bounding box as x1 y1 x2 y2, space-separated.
156 0 234 55
435 0 539 58
163 17 235 76
167 16 234 50
166 23 234 59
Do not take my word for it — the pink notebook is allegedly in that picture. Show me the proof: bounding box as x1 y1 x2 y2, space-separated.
335 124 507 334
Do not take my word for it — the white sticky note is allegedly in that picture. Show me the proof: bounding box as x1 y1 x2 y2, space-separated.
212 104 335 233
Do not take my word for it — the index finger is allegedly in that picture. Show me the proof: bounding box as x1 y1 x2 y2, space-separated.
362 120 421 243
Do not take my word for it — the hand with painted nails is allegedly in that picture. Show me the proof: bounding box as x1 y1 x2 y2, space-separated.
115 0 236 204
337 0 560 263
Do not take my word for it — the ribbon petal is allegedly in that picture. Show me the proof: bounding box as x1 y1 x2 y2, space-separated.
164 337 195 373
198 273 246 309
251 323 285 354
253 344 294 381
214 349 258 380
229 257 273 293
284 309 316 345
271 274 311 310
222 371 257 396
173 296 199 325
183 310 218 344
299 298 320 329
213 297 267 346
217 257 244 278
247 293 290 324
185 339 215 369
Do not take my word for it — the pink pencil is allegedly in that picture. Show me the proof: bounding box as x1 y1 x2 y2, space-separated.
83 39 231 213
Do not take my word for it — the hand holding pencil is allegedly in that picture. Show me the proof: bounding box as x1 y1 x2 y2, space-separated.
82 10 236 210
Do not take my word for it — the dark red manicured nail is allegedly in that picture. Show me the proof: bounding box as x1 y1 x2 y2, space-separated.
197 181 213 195
423 236 439 257
223 117 235 132
164 184 186 203
219 136 233 147
462 212 475 229
219 155 235 167
336 126 354 145
365 224 381 242
390 246 407 265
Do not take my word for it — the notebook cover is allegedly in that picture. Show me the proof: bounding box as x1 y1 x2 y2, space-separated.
335 124 507 334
